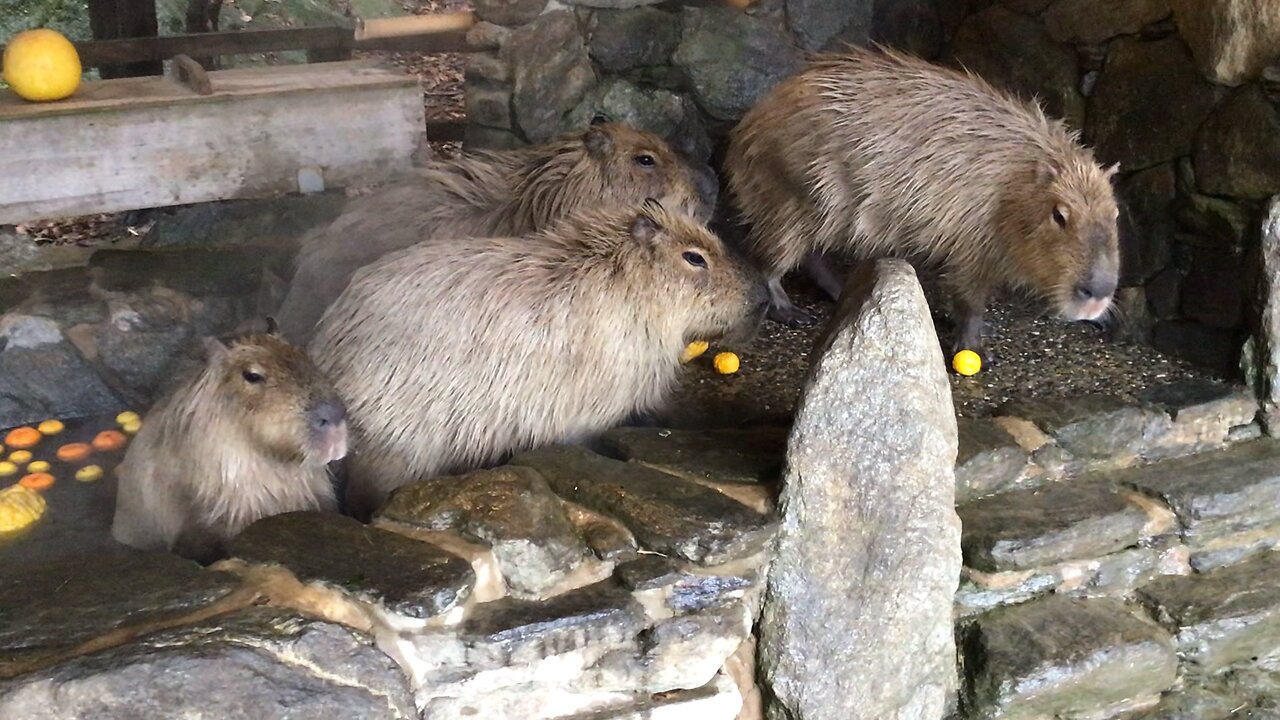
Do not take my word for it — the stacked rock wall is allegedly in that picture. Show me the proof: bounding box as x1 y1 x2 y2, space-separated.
464 0 1280 374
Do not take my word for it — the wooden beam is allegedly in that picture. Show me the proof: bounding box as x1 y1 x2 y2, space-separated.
0 61 426 224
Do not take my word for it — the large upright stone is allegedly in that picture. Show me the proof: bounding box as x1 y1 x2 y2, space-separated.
1172 0 1280 86
948 5 1083 129
0 314 124 429
785 0 872 51
503 12 597 143
1043 0 1171 44
1260 198 1280 434
672 8 805 122
759 260 961 720
1086 35 1217 171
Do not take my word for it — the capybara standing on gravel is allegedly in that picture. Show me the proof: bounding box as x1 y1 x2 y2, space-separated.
310 199 768 517
275 122 720 346
724 46 1121 352
112 330 349 563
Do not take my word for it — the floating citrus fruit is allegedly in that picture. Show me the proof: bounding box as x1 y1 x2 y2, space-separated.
713 352 740 374
75 465 103 482
2 29 82 102
4 427 41 449
0 484 46 533
8 450 32 465
26 460 50 473
37 419 64 435
0 462 16 478
19 472 54 491
680 341 709 364
56 443 91 462
952 350 982 376
92 430 127 452
116 411 140 426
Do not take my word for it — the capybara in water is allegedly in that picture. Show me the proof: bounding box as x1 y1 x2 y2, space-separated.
309 199 768 517
724 46 1121 352
275 122 720 346
111 329 348 563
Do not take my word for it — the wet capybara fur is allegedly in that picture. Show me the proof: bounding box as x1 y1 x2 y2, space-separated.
309 200 768 518
111 331 349 564
724 46 1121 352
275 122 720 346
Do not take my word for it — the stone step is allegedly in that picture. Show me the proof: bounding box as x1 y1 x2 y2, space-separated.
964 596 1178 720
1138 551 1280 674
958 480 1170 573
1111 439 1280 569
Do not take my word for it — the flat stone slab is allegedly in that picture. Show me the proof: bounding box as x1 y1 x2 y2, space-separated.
958 482 1152 572
598 426 787 485
998 394 1165 459
1139 552 1280 673
377 466 591 597
1137 379 1258 458
615 554 684 592
511 446 776 565
0 608 415 719
0 550 242 673
229 511 474 620
956 418 1029 501
965 596 1178 720
1117 440 1280 545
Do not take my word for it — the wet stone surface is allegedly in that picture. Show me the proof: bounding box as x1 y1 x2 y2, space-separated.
0 608 416 720
598 426 787 486
958 481 1153 572
964 596 1178 720
614 554 683 592
229 511 474 620
1139 552 1280 674
997 394 1166 459
955 418 1029 502
511 446 776 566
0 550 243 673
377 466 591 597
1117 440 1280 549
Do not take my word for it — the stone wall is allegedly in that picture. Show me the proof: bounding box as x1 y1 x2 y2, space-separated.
463 0 1280 374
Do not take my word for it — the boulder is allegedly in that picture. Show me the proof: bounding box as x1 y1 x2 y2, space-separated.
1259 198 1280 433
0 314 123 429
672 7 805 122
948 5 1084 129
1086 35 1217 171
785 0 873 52
503 12 597 143
758 260 961 720
586 7 678 72
565 79 712 163
1044 0 1171 44
1193 84 1280 200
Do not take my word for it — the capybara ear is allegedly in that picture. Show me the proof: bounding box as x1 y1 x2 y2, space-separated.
1104 163 1121 181
1035 160 1060 186
630 205 664 245
584 126 613 157
202 336 229 364
264 316 281 335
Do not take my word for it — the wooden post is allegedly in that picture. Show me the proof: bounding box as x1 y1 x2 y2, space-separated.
183 0 224 70
87 0 163 78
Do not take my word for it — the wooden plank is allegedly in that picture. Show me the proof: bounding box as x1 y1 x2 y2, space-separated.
0 62 426 224
0 60 417 120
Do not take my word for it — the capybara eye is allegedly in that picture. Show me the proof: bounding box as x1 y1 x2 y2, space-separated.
682 251 707 268
633 154 656 167
242 370 265 384
1052 206 1069 228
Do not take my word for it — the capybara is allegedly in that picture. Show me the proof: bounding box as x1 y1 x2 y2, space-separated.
275 122 720 346
724 46 1121 352
111 330 349 563
309 199 768 517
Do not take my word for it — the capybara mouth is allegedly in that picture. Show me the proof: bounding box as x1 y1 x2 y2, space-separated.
310 421 350 464
1061 295 1113 323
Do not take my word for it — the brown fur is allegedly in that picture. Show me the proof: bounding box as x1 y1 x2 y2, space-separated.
275 122 718 345
724 46 1121 350
111 332 349 563
309 200 768 517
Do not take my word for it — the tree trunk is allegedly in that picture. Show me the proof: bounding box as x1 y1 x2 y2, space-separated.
87 0 163 78
184 0 224 70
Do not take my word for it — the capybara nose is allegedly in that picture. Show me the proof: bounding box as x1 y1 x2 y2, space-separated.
1074 269 1117 303
309 400 346 431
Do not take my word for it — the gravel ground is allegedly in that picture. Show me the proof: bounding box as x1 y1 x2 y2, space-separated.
661 270 1229 428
